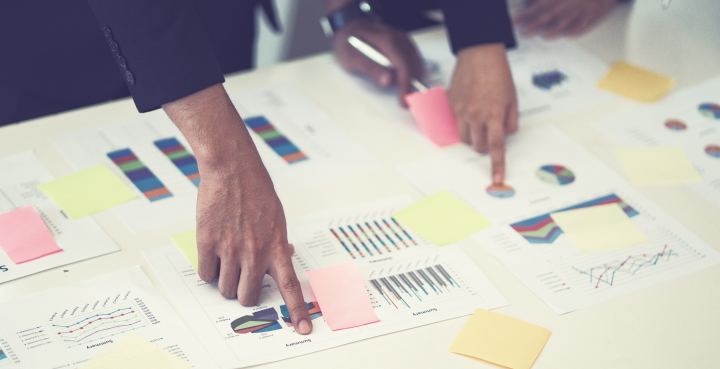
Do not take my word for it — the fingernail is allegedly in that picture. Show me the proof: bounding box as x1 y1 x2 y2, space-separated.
493 174 502 185
298 319 311 335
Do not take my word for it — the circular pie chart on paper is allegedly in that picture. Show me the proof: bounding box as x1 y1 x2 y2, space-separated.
698 102 720 120
664 119 687 131
536 165 576 185
486 183 516 198
706 144 720 158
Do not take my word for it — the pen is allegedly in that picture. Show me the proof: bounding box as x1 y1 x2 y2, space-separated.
347 36 428 92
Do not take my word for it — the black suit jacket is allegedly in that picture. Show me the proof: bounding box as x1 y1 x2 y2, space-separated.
0 0 514 125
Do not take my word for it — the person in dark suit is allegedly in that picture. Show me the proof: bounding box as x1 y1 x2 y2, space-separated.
0 0 517 336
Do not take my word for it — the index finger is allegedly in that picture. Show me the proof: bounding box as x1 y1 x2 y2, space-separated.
488 117 506 185
270 254 312 335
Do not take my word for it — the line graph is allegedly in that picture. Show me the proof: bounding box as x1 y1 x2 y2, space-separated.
573 245 678 289
49 303 147 347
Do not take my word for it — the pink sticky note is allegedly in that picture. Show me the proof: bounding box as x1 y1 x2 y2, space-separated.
306 261 379 330
405 86 461 146
0 205 62 264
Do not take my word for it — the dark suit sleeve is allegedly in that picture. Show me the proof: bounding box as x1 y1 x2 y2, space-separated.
441 0 516 54
87 0 225 112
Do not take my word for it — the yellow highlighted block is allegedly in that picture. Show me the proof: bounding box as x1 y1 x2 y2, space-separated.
170 229 198 271
38 165 137 219
392 191 491 246
449 308 552 369
615 146 703 185
551 203 649 254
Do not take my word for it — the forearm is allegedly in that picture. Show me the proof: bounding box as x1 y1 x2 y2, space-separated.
161 84 263 179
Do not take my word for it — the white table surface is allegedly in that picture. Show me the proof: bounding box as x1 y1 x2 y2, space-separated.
1 4 719 368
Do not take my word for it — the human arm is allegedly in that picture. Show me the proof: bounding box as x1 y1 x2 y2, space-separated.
325 0 424 107
162 84 313 335
442 0 518 184
514 0 616 38
88 0 312 334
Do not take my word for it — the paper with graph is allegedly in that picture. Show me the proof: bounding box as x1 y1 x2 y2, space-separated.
143 196 507 368
397 126 720 314
0 151 118 284
49 83 381 233
593 76 720 208
0 266 216 368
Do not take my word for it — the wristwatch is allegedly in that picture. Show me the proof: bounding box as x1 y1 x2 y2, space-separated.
320 1 373 37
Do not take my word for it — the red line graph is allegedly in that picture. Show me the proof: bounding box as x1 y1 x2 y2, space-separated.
55 310 136 335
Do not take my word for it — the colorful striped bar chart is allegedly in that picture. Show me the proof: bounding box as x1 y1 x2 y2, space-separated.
244 116 308 164
510 193 639 244
153 138 201 187
107 148 173 202
369 264 459 309
330 218 418 259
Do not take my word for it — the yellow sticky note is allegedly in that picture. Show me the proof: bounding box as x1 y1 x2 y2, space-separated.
597 61 675 102
550 203 649 254
171 229 198 271
80 332 192 369
37 165 137 219
615 146 703 186
449 308 551 369
392 191 491 246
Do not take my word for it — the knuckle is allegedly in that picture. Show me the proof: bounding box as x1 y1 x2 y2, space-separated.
279 275 301 293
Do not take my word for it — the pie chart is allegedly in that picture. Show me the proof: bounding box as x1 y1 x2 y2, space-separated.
536 165 575 185
706 144 720 158
486 183 516 198
664 119 687 131
698 102 720 120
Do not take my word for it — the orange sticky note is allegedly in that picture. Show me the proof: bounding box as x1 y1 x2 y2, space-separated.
306 261 379 330
449 308 552 369
597 61 675 102
405 86 461 146
0 205 62 264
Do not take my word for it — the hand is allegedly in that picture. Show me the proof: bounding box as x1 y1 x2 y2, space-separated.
333 18 424 107
162 84 313 335
448 43 518 184
514 0 616 38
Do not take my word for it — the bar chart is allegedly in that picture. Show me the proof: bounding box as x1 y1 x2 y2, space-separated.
107 148 173 202
330 217 419 259
369 264 461 309
244 116 308 164
154 138 201 187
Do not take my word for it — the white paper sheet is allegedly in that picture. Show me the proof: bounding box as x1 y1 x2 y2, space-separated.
143 196 508 368
593 76 720 208
336 32 616 143
49 83 382 233
397 126 720 314
0 266 217 368
0 151 119 284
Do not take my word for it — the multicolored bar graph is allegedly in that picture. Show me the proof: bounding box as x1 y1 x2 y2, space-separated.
331 218 417 259
370 264 459 309
153 137 200 187
107 148 172 202
244 116 308 164
510 193 639 244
